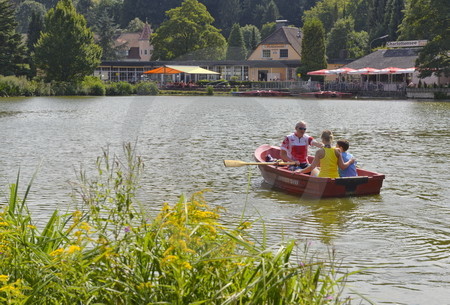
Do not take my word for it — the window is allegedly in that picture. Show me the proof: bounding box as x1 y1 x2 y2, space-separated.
280 49 288 58
262 49 271 58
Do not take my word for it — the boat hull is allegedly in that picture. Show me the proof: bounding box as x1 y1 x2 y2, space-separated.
232 90 291 97
254 144 385 198
299 91 352 98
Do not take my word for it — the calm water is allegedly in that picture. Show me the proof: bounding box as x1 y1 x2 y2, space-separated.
0 96 449 304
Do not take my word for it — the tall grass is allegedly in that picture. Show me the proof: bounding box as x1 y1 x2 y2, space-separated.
0 143 353 304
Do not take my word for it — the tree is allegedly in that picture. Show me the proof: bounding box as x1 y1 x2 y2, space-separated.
126 17 145 32
326 17 367 59
27 10 44 77
366 0 387 41
121 0 182 28
298 18 326 81
302 0 340 33
346 30 368 58
0 0 28 76
261 0 280 24
383 0 404 41
399 0 450 77
36 0 59 9
218 0 241 36
15 0 46 33
95 10 119 60
151 0 226 60
241 24 261 55
260 22 276 40
326 17 352 59
34 0 102 82
226 23 247 60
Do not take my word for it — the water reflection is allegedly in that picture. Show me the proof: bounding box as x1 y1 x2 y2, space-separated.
0 96 449 305
254 182 360 244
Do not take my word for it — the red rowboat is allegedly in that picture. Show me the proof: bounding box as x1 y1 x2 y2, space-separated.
254 144 385 198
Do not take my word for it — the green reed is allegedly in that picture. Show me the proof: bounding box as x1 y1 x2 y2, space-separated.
0 144 353 304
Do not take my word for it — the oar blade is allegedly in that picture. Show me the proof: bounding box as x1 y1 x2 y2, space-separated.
223 160 248 167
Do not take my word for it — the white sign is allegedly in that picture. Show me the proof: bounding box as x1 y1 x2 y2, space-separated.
386 40 428 48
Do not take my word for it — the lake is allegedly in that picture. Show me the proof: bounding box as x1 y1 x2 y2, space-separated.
0 96 449 304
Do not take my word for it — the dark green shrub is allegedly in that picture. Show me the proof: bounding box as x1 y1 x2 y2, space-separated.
81 76 106 96
135 81 159 95
106 81 134 96
0 76 33 96
50 81 79 96
206 85 214 95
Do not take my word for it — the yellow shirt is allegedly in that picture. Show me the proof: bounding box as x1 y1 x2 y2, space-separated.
318 147 339 178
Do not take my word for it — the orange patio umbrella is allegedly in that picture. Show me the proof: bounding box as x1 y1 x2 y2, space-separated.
143 66 183 74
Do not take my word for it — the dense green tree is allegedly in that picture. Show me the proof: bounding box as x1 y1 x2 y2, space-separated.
226 23 247 60
399 0 449 77
366 0 387 41
36 0 58 9
383 0 404 41
90 0 122 27
326 17 352 59
298 17 326 81
302 0 339 33
126 17 145 32
262 0 280 24
34 0 102 82
346 29 368 58
27 10 44 77
0 0 28 76
276 0 318 27
151 0 226 60
27 10 43 54
218 0 241 36
327 17 368 59
121 0 182 28
76 0 94 16
95 10 119 60
346 0 369 31
260 22 276 40
241 24 261 55
15 0 46 33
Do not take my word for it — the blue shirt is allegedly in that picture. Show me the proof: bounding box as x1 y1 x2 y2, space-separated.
339 151 357 177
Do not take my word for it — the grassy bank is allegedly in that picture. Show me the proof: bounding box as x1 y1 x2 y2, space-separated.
0 144 353 304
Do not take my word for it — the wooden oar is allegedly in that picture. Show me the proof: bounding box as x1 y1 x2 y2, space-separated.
223 160 296 167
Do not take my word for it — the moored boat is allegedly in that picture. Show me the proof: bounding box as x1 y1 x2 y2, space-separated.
254 144 385 198
232 90 291 97
299 91 352 98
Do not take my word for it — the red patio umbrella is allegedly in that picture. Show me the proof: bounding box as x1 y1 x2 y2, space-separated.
307 69 331 75
372 67 402 74
348 67 381 75
328 67 356 74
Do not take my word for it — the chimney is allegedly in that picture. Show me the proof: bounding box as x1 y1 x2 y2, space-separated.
276 20 288 30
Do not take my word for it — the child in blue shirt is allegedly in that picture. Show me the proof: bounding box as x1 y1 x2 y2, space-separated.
336 140 358 177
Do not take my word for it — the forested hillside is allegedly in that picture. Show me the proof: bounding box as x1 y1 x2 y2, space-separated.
3 0 449 79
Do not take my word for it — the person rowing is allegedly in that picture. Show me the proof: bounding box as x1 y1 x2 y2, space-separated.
279 121 323 174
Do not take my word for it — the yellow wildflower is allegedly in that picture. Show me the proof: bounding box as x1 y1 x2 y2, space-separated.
137 282 153 290
50 248 64 256
79 222 91 232
162 255 178 264
0 275 9 282
181 261 192 270
67 245 81 254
